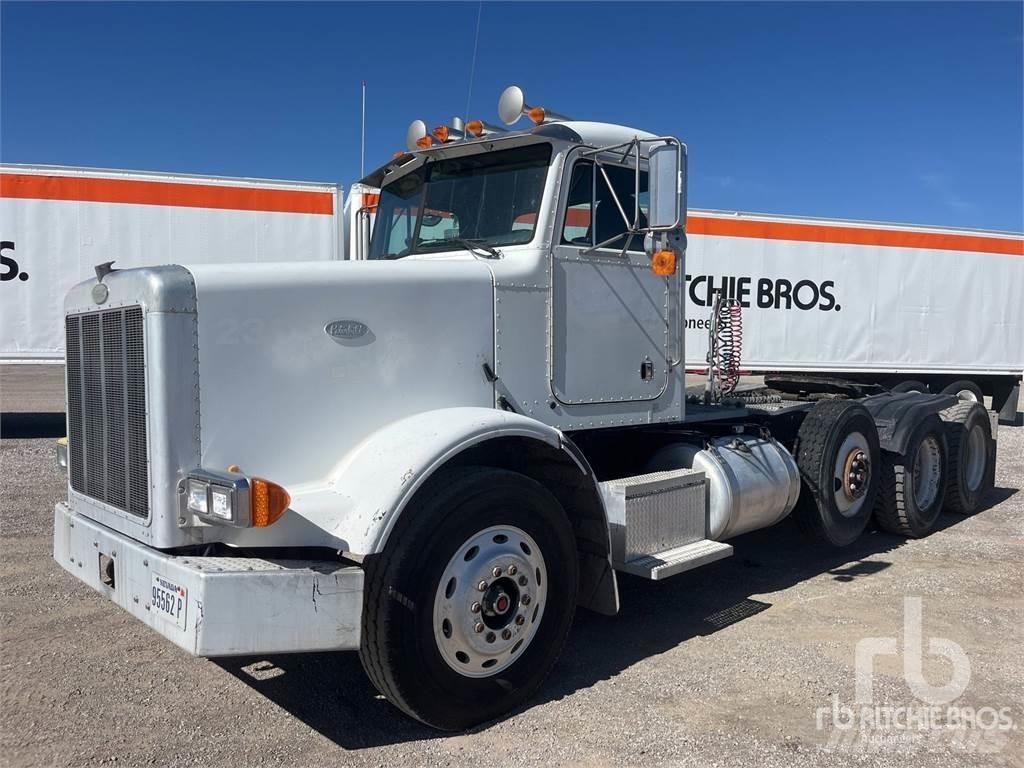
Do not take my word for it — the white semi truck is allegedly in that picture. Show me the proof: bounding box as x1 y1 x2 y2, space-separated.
53 87 999 730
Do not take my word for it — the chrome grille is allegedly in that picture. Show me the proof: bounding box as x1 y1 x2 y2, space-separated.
66 306 149 518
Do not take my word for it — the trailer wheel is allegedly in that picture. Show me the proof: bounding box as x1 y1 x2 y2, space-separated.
792 400 881 547
873 415 947 537
941 401 994 515
940 380 984 404
359 466 578 731
890 380 929 394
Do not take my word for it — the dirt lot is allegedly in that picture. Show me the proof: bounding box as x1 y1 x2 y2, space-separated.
2 367 1022 768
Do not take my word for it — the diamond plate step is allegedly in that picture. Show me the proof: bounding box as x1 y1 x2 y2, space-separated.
615 538 733 580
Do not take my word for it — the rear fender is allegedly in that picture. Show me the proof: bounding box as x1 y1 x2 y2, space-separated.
859 393 958 454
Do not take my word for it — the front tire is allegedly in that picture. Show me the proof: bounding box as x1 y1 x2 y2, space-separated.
359 467 578 730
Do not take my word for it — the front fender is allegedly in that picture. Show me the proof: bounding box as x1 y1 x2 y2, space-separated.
290 407 586 555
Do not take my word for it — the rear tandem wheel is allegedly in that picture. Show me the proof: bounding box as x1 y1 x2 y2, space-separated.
792 400 882 547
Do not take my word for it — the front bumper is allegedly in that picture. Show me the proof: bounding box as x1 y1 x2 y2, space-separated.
53 502 363 656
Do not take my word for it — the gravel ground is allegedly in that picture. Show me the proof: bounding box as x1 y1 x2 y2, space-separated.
2 376 1022 767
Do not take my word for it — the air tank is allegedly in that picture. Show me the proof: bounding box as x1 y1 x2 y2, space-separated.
646 435 801 541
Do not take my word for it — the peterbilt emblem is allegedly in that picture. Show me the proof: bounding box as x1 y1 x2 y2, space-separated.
325 319 369 342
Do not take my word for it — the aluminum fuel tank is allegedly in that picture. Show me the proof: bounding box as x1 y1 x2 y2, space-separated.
647 435 801 541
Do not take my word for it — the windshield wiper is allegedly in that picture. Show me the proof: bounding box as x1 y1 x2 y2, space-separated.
417 237 502 260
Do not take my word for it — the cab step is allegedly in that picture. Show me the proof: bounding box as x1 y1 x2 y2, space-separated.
599 468 734 580
616 538 734 580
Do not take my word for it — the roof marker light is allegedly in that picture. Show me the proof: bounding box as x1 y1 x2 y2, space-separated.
465 119 507 138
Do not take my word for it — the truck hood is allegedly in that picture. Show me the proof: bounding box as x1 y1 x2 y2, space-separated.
186 259 497 488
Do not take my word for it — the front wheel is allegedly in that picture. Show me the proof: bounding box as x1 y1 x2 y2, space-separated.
359 467 579 730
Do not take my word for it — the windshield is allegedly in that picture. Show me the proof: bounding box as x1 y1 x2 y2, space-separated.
368 143 552 259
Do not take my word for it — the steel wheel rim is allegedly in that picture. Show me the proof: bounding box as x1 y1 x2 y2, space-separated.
834 431 871 518
956 389 979 403
432 525 547 678
964 424 986 492
912 435 942 510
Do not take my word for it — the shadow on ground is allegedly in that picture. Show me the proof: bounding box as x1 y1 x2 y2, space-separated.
215 488 1014 749
1 412 66 438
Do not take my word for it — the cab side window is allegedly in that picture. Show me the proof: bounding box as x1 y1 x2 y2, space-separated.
560 161 649 252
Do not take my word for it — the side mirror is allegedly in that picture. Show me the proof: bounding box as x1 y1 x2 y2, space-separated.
647 142 685 231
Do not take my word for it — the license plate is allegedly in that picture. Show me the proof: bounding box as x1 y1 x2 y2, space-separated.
151 573 188 630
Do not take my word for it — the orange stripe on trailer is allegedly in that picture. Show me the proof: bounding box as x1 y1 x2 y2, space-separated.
0 173 334 215
688 215 1023 257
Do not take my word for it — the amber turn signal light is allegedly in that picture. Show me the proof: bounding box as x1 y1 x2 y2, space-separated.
527 106 546 125
415 135 434 150
251 478 291 528
651 250 678 277
432 125 450 143
465 120 484 137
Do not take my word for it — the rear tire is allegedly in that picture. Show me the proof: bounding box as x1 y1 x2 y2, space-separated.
792 400 881 547
873 415 947 537
940 401 994 515
359 466 578 731
891 380 929 394
940 380 984 404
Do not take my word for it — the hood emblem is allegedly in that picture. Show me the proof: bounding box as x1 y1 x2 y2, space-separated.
91 283 109 305
325 319 369 342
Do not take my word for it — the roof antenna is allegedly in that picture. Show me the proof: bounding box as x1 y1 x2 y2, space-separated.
464 1 483 122
360 80 367 177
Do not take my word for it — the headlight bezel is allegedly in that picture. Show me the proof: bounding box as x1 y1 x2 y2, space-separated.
180 469 251 527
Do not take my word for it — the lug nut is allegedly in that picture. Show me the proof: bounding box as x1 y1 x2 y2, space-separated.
515 614 525 626
521 594 531 606
477 580 488 592
474 622 484 634
501 629 512 640
471 602 481 614
486 632 496 643
518 575 528 586
507 565 517 576
492 566 503 578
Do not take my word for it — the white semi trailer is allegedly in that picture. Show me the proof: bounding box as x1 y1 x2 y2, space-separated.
681 210 1024 424
53 87 999 730
0 164 342 362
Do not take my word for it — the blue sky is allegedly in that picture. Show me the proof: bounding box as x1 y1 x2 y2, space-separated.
2 1 1022 231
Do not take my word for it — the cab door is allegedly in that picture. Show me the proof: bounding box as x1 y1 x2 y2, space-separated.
550 155 672 405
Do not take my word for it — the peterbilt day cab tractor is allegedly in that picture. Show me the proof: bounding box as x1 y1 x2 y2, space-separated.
53 86 997 730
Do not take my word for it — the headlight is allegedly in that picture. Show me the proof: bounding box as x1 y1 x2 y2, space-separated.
187 479 209 515
180 469 290 528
